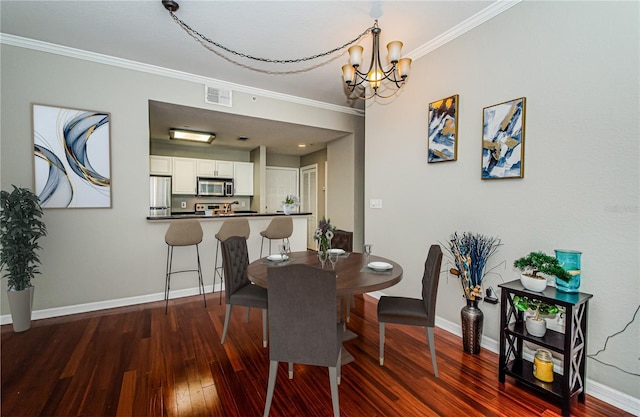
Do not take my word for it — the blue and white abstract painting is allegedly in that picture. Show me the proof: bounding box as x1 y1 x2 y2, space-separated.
428 94 458 163
33 104 111 208
482 97 526 179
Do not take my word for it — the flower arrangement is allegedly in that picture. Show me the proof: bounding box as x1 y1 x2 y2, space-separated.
282 195 300 207
314 216 335 252
447 232 501 300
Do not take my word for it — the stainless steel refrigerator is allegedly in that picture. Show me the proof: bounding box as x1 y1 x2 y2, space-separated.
149 175 172 216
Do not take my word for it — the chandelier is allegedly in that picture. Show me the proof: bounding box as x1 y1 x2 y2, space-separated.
342 20 412 100
161 1 410 100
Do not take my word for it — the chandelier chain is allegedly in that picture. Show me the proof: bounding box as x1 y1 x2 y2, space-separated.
169 12 374 64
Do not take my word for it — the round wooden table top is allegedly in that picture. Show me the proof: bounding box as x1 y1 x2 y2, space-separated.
247 251 403 296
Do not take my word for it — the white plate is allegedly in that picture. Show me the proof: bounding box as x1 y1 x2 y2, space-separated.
267 254 289 262
328 249 345 255
368 261 392 271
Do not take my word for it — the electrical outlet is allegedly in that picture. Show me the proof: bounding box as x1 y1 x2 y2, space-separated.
241 201 246 207
369 199 383 209
181 201 186 209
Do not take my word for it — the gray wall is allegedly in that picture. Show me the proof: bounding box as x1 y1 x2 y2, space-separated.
365 1 639 399
0 43 363 312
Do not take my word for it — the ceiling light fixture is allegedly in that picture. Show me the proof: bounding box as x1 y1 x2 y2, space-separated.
342 20 412 100
169 129 215 143
161 1 411 100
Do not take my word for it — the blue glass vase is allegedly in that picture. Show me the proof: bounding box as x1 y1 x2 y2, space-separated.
555 249 582 293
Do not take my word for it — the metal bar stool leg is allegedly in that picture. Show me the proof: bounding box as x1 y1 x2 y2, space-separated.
213 240 225 304
165 245 173 315
196 244 206 308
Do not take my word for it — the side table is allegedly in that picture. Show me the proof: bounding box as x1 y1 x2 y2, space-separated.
498 280 593 417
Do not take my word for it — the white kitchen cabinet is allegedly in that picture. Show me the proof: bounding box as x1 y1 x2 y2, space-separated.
172 157 197 194
196 159 216 177
149 155 172 175
196 159 234 178
233 162 254 196
214 160 234 178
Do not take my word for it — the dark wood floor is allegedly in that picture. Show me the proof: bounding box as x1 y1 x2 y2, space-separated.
1 293 630 417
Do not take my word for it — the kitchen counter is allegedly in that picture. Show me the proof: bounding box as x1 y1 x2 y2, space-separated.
147 212 311 221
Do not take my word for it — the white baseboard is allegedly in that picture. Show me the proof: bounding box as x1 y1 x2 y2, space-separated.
0 284 217 325
2 288 638 415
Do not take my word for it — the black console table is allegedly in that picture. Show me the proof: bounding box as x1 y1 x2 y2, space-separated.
498 280 593 417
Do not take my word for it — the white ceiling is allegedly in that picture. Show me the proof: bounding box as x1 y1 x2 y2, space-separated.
1 0 501 155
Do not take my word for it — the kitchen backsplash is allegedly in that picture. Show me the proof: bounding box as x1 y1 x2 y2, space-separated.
170 195 251 213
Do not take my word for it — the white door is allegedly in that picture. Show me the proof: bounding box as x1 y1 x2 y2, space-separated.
265 167 299 213
300 164 318 249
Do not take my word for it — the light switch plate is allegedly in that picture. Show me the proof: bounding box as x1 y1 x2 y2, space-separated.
369 199 383 209
181 201 186 208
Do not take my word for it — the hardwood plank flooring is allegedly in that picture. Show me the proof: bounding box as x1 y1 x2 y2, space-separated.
1 293 630 417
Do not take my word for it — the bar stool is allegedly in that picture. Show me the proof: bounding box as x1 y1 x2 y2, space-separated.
213 218 250 304
164 220 206 314
259 216 293 258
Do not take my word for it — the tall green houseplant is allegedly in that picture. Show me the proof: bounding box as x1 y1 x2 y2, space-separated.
1 185 47 290
1 186 47 332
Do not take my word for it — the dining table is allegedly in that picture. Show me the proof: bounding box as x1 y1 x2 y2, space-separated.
247 250 404 364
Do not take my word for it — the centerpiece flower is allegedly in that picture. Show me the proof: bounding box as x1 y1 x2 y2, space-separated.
314 216 335 252
447 231 502 300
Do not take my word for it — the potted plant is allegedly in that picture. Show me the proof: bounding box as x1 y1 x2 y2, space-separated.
513 295 559 337
0 185 47 332
513 251 572 292
281 195 299 215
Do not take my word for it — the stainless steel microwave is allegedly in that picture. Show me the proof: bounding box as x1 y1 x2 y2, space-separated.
197 177 234 197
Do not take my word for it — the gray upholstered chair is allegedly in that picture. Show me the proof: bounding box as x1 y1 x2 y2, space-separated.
377 244 443 377
220 235 268 347
331 229 355 322
259 216 293 257
263 264 343 417
164 220 207 314
332 229 353 253
213 218 250 304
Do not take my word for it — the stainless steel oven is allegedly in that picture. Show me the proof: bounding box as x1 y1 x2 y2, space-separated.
197 177 234 197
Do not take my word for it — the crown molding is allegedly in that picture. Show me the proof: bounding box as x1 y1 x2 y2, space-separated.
0 33 364 117
0 1 520 117
407 0 522 59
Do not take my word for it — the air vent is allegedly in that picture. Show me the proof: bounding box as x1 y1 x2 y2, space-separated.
205 85 232 107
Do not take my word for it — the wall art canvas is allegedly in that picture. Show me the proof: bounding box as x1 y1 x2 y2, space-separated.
32 104 111 208
481 97 526 179
428 94 458 163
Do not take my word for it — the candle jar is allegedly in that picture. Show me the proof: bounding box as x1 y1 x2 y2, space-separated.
533 349 554 382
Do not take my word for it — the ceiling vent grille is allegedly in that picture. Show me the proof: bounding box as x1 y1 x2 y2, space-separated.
205 85 232 107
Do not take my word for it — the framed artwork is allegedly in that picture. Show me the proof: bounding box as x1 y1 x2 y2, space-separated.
481 97 526 179
428 94 459 163
32 104 112 208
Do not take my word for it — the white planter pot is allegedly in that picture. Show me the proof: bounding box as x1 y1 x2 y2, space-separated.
7 286 34 332
283 204 293 215
520 274 548 292
525 316 547 337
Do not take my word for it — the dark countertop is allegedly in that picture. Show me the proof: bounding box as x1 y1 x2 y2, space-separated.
147 212 311 221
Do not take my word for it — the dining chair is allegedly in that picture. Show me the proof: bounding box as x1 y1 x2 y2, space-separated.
377 244 443 377
331 229 355 322
213 218 250 304
259 216 293 257
263 264 343 417
220 235 268 347
164 220 207 314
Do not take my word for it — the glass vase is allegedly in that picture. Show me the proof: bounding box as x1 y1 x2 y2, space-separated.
554 249 582 293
